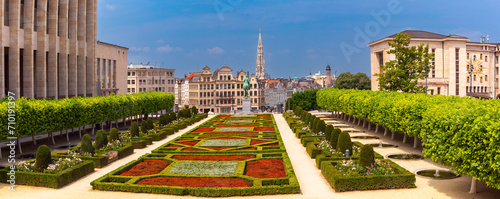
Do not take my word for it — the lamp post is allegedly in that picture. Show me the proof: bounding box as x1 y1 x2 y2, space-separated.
469 63 474 98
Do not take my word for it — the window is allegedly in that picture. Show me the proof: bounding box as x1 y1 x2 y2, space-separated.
127 80 130 84
485 56 488 62
473 55 476 61
467 53 470 59
496 56 499 63
437 87 441 95
240 76 243 80
480 54 483 60
485 75 488 81
430 90 434 95
467 76 470 83
20 0 24 29
132 88 135 92
128 72 131 76
480 77 483 83
474 75 477 81
132 72 135 76
162 80 165 84
228 76 231 80
431 49 436 78
4 0 9 26
132 80 135 84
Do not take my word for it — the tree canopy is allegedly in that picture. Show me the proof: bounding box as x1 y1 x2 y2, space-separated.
334 72 371 90
286 90 319 111
375 32 434 93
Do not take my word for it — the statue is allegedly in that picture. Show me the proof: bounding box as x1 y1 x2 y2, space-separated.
243 77 250 98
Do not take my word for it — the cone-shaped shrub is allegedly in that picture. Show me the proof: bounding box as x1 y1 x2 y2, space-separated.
95 130 108 149
191 106 198 116
130 121 139 137
330 128 341 149
305 114 311 125
360 144 375 167
317 120 326 134
170 112 177 121
141 120 148 134
109 128 119 142
147 119 154 130
337 132 353 156
301 111 307 120
159 114 166 125
81 134 94 155
36 145 51 172
325 125 333 141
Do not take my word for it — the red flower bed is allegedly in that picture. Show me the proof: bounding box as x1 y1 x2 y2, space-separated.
206 132 255 135
137 177 252 187
245 159 286 178
218 115 232 118
176 141 199 146
262 143 279 147
202 147 233 150
251 140 271 145
182 148 200 151
120 159 170 176
236 148 257 151
212 137 244 140
172 155 255 161
257 115 271 117
193 128 214 133
254 127 274 132
167 145 180 148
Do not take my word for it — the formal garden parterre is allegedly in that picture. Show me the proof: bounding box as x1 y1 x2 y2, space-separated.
91 114 300 197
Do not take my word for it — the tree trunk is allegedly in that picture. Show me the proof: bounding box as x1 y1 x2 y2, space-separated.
17 137 23 154
66 129 69 142
92 124 95 135
391 131 395 140
403 134 408 143
367 121 371 130
469 178 477 194
357 118 361 126
32 134 37 145
413 136 418 148
362 119 366 128
51 132 56 145
79 126 82 138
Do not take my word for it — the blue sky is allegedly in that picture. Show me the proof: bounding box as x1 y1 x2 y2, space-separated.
97 0 500 79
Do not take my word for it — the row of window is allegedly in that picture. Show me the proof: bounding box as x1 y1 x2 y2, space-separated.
198 83 260 90
198 98 260 106
127 71 173 77
466 75 488 83
127 87 171 93
466 86 489 93
127 79 175 85
467 53 494 62
96 58 116 89
198 91 259 98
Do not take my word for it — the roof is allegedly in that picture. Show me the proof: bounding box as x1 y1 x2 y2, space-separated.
369 30 469 46
185 72 196 81
97 41 129 49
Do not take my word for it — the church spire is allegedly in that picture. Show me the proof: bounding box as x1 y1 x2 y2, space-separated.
256 28 266 79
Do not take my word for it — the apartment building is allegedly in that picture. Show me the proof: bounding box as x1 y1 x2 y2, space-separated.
126 63 175 95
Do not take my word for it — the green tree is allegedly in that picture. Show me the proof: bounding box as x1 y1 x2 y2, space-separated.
36 145 51 172
375 32 433 93
334 72 371 90
289 90 319 111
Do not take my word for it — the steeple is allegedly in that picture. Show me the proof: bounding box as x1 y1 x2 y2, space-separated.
256 28 266 80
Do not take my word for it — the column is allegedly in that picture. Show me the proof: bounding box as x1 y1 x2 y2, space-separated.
77 0 86 97
85 0 95 96
35 0 47 99
47 0 58 99
0 0 4 96
58 0 68 98
23 0 34 98
8 0 20 96
68 0 77 97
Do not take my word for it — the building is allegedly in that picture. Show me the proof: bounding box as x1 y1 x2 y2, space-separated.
1 0 128 99
256 29 266 80
96 41 128 96
369 30 499 99
179 64 265 114
126 63 175 95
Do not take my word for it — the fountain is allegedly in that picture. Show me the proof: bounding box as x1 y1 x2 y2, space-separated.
415 169 460 179
387 154 424 160
351 135 380 139
369 141 398 148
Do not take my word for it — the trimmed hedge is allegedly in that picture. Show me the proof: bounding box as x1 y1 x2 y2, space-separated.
0 160 94 188
321 159 415 192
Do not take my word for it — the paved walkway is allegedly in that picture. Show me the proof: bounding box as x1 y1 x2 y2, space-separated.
1 113 499 199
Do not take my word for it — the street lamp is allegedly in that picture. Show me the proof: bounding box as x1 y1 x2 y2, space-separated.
467 59 483 98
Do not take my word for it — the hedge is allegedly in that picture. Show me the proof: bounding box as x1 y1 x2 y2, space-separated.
0 160 94 188
317 88 500 189
321 159 415 192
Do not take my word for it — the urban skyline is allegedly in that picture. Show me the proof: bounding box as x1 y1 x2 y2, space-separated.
97 0 500 79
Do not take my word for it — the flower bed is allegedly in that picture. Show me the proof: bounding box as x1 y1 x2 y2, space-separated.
91 114 299 197
120 159 170 176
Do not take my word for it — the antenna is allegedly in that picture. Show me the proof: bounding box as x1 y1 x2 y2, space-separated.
487 35 490 42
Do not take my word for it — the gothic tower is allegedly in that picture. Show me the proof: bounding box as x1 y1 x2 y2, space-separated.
256 29 266 79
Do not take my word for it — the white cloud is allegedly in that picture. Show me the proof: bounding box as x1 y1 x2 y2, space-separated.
307 49 315 53
129 47 150 52
105 4 116 11
207 47 224 54
156 40 165 44
156 45 183 53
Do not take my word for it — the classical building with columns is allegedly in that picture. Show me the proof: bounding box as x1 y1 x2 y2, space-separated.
1 0 128 99
369 30 500 99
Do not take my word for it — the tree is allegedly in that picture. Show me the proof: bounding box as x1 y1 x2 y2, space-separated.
375 32 433 93
289 90 319 111
334 72 371 90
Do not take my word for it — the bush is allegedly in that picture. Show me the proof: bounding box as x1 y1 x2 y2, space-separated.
159 114 167 126
140 120 148 134
191 106 198 116
317 120 326 134
36 145 52 172
81 134 94 155
95 130 108 150
336 132 353 156
170 112 177 121
325 125 333 141
147 119 154 130
130 122 139 137
359 144 375 167
109 128 119 142
330 128 341 149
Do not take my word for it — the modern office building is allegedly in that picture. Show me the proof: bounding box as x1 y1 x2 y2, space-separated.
126 63 175 95
369 30 499 99
96 41 128 96
1 0 128 99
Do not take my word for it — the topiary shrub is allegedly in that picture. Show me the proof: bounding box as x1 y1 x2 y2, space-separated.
130 121 139 137
325 125 333 141
191 106 198 116
95 130 108 150
36 145 52 172
141 120 148 134
109 128 119 142
317 120 326 134
147 119 154 131
81 134 94 155
311 117 319 132
330 128 341 149
159 114 166 126
170 112 177 121
336 132 353 157
359 144 375 167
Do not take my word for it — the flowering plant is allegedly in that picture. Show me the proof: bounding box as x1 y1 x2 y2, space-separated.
317 139 360 157
95 132 131 154
16 153 83 174
301 126 310 132
333 159 395 177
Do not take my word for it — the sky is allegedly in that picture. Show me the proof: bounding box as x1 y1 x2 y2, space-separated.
97 0 500 79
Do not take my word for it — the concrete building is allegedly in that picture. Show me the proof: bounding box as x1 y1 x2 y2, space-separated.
126 63 175 95
369 30 500 99
96 41 128 96
1 0 129 99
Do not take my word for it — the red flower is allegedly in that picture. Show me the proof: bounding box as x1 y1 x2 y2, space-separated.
251 140 271 145
177 141 199 146
182 148 200 151
254 127 274 132
218 115 232 118
120 159 170 176
206 132 255 135
257 115 271 117
166 145 180 148
262 143 279 147
137 177 252 187
172 155 255 161
193 128 214 133
245 159 286 178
